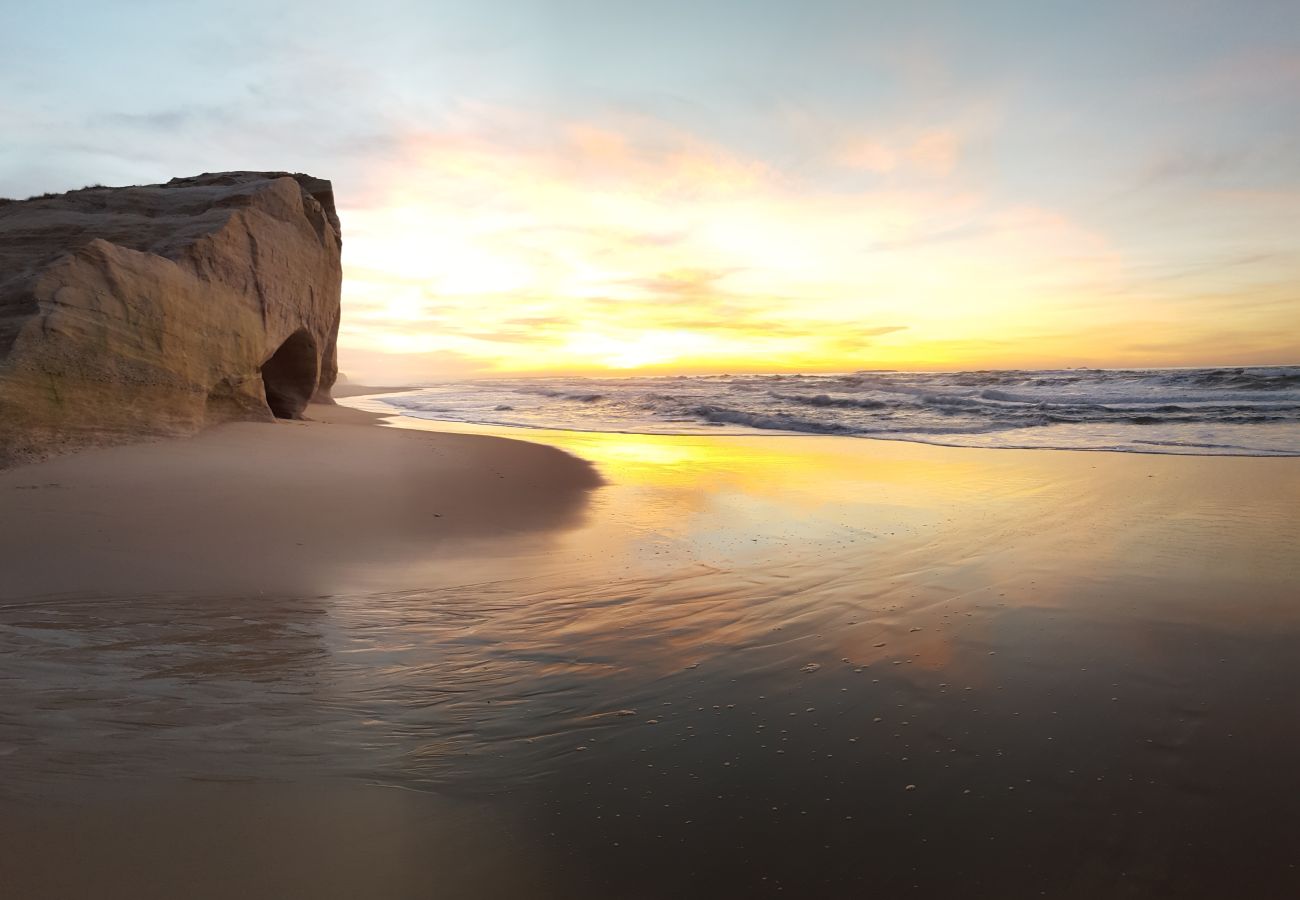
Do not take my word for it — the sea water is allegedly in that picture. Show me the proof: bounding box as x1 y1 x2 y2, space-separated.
371 366 1300 455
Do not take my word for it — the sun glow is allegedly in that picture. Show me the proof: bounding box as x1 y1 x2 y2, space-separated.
560 330 720 369
336 110 1299 381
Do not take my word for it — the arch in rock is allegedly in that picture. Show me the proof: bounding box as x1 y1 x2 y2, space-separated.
261 329 319 419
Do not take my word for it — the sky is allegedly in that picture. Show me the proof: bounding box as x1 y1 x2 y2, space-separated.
3 0 1298 379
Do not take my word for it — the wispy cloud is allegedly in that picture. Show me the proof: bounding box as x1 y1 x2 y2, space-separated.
1190 49 1300 100
335 106 1155 375
833 129 961 177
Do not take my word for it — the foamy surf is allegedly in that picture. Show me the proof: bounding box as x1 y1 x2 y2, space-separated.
367 367 1300 456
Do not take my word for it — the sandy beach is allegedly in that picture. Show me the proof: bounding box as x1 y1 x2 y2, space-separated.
1 401 1298 898
0 403 598 597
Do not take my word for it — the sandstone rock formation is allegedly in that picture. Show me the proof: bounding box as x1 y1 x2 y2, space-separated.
0 172 341 465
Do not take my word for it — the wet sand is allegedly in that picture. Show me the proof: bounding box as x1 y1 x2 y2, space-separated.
2 402 1299 898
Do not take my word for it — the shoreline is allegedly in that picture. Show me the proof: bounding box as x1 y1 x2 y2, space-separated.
345 389 1300 458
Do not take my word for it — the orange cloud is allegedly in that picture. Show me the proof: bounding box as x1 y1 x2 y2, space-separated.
834 128 960 177
334 106 1297 381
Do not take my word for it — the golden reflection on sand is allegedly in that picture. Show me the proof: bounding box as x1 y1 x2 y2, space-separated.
6 405 1298 795
6 407 1300 900
367 409 1300 649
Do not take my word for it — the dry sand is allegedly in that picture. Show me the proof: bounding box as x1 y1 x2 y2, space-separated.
0 403 599 597
2 408 1299 898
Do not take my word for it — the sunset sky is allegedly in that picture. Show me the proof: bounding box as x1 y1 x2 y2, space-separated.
4 0 1298 379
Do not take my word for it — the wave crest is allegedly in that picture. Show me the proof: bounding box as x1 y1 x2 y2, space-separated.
371 367 1300 456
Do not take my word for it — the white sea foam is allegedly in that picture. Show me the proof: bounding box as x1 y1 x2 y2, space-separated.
368 367 1300 456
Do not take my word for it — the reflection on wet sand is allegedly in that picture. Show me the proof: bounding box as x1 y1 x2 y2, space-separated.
2 420 1299 898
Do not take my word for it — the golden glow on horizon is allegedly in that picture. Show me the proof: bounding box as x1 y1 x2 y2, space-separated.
337 114 1299 381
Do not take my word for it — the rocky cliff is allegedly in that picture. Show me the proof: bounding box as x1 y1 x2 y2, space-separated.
0 172 341 466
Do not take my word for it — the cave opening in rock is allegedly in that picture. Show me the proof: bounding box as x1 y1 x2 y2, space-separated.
261 329 319 419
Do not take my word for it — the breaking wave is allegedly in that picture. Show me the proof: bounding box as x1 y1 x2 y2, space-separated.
370 367 1300 456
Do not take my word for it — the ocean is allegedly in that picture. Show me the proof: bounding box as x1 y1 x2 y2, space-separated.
368 366 1300 456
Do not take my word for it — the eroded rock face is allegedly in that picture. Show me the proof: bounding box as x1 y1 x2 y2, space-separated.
0 172 341 465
